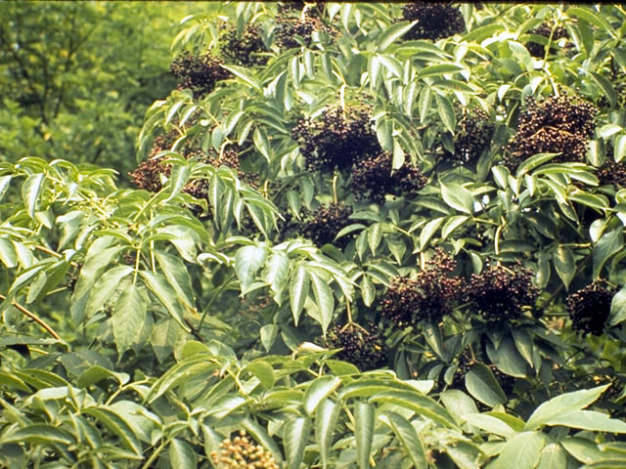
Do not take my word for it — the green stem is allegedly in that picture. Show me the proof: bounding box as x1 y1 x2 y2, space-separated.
140 439 170 469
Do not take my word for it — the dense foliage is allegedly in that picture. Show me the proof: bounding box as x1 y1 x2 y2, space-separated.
1 2 626 468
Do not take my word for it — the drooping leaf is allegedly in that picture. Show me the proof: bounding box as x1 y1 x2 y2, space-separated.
289 265 309 326
315 399 340 469
493 431 547 469
139 270 190 331
465 364 507 407
21 173 44 219
169 438 197 469
283 417 311 469
524 385 609 431
355 401 375 469
84 266 133 319
382 412 428 468
234 244 267 294
303 376 341 415
440 182 474 214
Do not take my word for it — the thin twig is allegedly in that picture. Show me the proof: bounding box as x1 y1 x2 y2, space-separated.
0 294 61 340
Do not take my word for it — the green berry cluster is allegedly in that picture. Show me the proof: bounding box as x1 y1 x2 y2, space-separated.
210 431 279 469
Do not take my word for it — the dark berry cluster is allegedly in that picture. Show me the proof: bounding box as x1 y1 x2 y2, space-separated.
351 153 426 203
449 108 494 165
505 95 597 172
323 323 387 371
381 249 463 326
613 70 626 109
465 263 538 323
401 3 465 41
566 281 615 337
170 52 231 98
181 148 241 201
221 24 268 67
210 431 279 469
275 16 326 49
526 22 569 58
292 108 381 173
303 203 353 248
597 157 626 188
128 156 171 192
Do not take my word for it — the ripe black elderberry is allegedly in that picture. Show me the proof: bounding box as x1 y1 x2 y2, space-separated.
275 16 326 49
351 152 426 203
128 157 171 192
597 157 626 188
449 108 494 165
381 249 463 326
566 281 615 337
465 263 538 323
401 3 465 41
210 431 279 469
170 52 231 98
303 203 353 248
291 108 381 173
526 22 569 58
221 24 268 67
323 323 387 371
504 95 597 172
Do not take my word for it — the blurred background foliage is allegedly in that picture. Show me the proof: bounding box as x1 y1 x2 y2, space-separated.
0 2 204 175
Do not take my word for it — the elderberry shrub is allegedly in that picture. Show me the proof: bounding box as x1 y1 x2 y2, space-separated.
566 281 616 337
302 203 353 248
504 94 597 172
220 24 268 67
322 323 388 371
210 431 279 469
446 108 494 166
401 2 465 41
526 22 570 58
381 249 463 326
170 52 231 99
291 108 381 173
465 263 538 324
350 152 426 203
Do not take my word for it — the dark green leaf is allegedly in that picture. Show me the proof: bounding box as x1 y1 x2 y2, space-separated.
465 364 507 407
383 412 428 468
